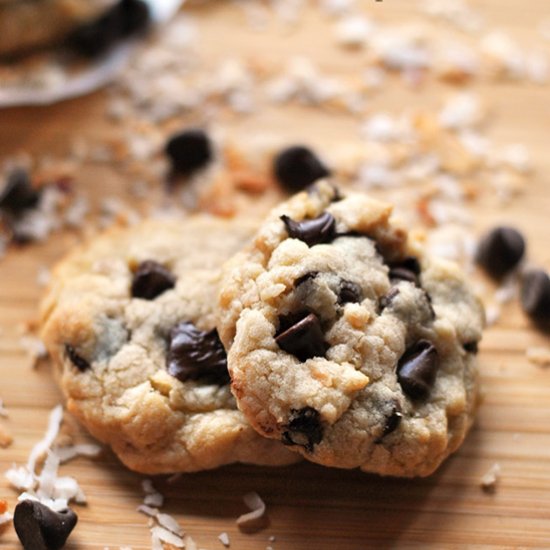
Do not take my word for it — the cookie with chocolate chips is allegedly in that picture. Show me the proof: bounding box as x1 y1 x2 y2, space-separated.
40 217 298 474
218 181 485 477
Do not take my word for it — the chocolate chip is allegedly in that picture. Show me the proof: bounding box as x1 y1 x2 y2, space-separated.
65 345 90 372
165 129 212 176
463 341 479 354
167 322 229 384
388 257 421 285
379 287 400 311
281 212 336 247
131 260 176 300
275 312 327 362
476 226 525 280
375 405 403 443
0 168 40 215
338 280 362 305
66 0 150 57
520 269 550 329
294 272 318 287
13 500 78 550
282 407 323 452
273 146 331 193
397 340 439 400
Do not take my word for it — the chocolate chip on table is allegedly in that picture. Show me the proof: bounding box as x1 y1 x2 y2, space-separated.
338 280 362 305
167 322 229 384
273 146 331 193
131 260 176 300
275 312 327 362
520 269 550 329
13 500 78 550
397 340 439 400
165 129 213 176
282 407 323 452
65 344 90 372
281 211 336 247
476 226 526 280
0 168 40 215
66 0 150 58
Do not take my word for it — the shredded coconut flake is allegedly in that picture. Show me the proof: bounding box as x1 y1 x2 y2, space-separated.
480 463 501 493
0 511 12 525
237 492 266 529
150 525 185 548
219 532 231 547
53 443 102 463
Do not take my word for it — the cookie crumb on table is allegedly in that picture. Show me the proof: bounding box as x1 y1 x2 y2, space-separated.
526 346 550 368
480 463 501 493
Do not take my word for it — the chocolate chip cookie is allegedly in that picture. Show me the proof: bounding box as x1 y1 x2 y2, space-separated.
40 217 299 474
218 181 484 477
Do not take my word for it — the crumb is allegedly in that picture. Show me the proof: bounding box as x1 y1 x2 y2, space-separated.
526 347 550 368
0 423 13 448
218 531 230 547
480 463 501 493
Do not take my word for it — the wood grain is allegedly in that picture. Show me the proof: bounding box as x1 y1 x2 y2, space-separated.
1 1 550 548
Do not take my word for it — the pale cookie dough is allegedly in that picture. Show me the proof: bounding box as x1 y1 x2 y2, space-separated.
0 0 115 57
218 181 484 477
40 216 299 474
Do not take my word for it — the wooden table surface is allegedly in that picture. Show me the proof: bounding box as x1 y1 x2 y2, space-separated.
1 1 550 548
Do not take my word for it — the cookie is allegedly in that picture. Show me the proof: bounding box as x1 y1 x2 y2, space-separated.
0 0 115 57
40 216 299 474
218 181 484 477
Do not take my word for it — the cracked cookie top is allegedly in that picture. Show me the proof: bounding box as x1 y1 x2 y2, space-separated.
40 216 299 474
218 181 484 477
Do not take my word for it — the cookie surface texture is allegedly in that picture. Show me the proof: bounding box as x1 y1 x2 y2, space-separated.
218 182 484 477
40 216 299 473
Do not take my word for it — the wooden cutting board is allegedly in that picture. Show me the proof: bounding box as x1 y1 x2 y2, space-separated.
1 1 550 548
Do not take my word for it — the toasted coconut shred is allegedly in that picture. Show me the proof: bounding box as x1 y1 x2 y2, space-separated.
236 491 267 529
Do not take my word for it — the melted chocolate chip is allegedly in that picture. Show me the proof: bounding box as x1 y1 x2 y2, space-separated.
375 405 403 443
397 340 439 400
388 257 421 285
476 226 526 280
167 322 229 384
520 269 550 329
66 0 150 58
165 129 212 176
131 260 176 300
379 287 400 311
338 280 362 305
463 341 479 354
65 345 90 372
273 146 331 193
14 500 78 550
281 212 336 247
275 312 327 362
0 168 40 214
294 271 318 287
282 407 323 452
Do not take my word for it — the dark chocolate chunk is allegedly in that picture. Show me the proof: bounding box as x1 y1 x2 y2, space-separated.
520 269 550 329
281 211 336 247
379 287 400 311
131 260 176 300
375 405 403 443
165 129 212 176
0 168 40 214
65 345 90 372
13 500 78 550
388 257 421 285
282 407 323 452
66 0 150 58
338 280 362 305
294 271 318 287
275 312 326 362
273 146 331 193
167 322 229 384
476 226 525 280
397 340 439 400
463 341 479 354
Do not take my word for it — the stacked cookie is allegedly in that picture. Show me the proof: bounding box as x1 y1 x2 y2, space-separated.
40 181 484 477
